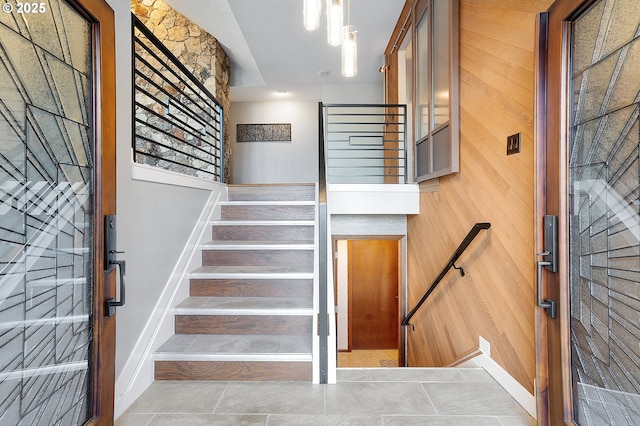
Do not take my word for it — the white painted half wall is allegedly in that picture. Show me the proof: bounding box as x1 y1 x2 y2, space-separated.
230 101 318 184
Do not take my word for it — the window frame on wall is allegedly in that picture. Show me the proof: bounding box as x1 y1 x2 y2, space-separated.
413 0 459 182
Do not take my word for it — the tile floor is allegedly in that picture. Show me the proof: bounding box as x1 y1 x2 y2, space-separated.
116 368 536 425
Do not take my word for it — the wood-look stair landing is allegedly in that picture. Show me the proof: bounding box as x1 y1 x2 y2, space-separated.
153 184 315 381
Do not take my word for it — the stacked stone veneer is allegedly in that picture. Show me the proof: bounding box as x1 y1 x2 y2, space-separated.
131 0 231 183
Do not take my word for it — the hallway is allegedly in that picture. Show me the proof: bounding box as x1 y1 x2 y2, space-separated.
116 368 534 425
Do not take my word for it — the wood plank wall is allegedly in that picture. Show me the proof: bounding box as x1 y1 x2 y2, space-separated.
394 0 554 393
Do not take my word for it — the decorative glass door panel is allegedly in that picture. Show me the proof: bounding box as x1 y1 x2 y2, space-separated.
568 0 640 423
0 1 96 424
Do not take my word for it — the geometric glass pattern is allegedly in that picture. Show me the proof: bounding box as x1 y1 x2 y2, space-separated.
569 0 640 424
0 1 94 424
133 16 224 182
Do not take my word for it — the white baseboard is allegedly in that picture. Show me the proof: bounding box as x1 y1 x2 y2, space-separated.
473 336 537 419
113 189 225 419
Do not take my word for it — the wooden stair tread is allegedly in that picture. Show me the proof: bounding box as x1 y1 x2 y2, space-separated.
154 360 312 381
220 201 315 206
227 184 316 202
202 240 314 249
154 334 312 359
189 278 312 298
220 203 315 221
211 220 315 226
211 223 314 242
190 265 314 277
175 296 312 313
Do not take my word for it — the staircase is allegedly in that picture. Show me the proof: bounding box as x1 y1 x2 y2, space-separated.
153 184 316 381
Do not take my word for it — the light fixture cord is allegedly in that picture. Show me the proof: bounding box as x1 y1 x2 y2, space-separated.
347 0 350 26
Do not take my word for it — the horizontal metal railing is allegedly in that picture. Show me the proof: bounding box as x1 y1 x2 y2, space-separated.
132 16 224 182
323 104 407 184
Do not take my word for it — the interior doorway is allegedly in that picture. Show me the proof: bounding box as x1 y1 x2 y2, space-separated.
335 239 401 367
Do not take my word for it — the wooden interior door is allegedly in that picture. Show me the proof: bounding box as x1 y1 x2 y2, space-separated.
348 240 399 349
536 0 640 424
0 0 116 424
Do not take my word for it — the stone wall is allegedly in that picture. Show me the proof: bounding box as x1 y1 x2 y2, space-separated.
131 0 231 182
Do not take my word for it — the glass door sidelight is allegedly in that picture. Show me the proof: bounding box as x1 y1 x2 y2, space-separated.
0 0 117 424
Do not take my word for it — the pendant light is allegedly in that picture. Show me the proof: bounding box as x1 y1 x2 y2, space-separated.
326 0 343 46
341 26 357 77
341 0 357 77
303 0 321 31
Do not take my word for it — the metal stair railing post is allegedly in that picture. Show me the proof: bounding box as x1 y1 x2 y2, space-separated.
401 222 491 328
318 102 328 384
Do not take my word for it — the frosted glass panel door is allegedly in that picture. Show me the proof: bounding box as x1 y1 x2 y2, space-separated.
568 0 640 424
0 1 95 424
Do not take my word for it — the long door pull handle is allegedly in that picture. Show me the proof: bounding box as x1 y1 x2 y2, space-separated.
105 259 126 317
537 258 556 319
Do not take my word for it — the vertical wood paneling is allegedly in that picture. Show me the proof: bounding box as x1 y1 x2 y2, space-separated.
404 0 554 393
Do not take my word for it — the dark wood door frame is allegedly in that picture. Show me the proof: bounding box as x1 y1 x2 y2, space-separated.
535 1 594 424
73 0 118 423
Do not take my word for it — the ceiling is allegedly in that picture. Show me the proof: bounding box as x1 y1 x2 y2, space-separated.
166 0 406 102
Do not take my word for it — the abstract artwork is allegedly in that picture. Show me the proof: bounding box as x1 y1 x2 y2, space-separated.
237 124 291 142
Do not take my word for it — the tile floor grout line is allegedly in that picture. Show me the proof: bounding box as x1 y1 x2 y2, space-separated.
419 380 440 416
144 414 155 426
211 381 229 414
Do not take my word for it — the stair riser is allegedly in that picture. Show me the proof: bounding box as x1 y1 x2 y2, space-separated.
175 315 312 335
221 205 315 221
155 361 312 381
190 279 313 297
202 250 313 268
212 225 314 241
228 185 315 202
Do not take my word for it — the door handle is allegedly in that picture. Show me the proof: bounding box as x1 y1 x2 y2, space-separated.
106 258 126 317
537 251 556 319
106 260 127 306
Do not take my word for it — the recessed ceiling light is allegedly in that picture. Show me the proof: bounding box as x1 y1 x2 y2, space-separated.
318 69 330 77
274 91 289 97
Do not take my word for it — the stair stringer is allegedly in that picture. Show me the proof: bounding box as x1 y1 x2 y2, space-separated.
114 187 226 419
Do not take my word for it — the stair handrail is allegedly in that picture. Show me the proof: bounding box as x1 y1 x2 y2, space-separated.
317 102 329 383
401 222 491 327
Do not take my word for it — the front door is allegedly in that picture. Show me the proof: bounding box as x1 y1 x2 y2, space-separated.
536 0 640 424
0 0 116 424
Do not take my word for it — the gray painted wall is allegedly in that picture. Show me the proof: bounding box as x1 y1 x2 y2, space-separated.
107 0 218 378
229 85 384 184
230 101 319 184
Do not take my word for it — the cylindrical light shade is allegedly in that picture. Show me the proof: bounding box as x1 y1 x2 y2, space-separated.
326 0 343 46
303 0 321 31
341 26 357 77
